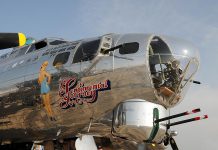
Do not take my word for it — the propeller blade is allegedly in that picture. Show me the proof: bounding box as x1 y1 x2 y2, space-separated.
170 137 179 150
0 33 26 50
163 136 170 146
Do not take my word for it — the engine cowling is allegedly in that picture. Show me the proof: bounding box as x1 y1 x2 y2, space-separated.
112 99 167 143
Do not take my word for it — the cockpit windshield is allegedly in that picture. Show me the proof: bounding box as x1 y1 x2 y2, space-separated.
149 36 199 107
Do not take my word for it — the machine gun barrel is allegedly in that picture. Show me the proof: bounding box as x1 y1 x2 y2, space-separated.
154 108 201 123
101 44 123 54
184 79 201 84
167 115 208 127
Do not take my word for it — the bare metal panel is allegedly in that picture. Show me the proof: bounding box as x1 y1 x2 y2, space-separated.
112 99 167 143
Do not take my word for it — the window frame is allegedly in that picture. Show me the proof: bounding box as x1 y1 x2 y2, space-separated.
26 40 48 54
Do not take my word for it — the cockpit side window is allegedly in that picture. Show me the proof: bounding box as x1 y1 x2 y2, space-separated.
53 52 70 67
73 39 100 63
26 40 47 54
35 41 47 50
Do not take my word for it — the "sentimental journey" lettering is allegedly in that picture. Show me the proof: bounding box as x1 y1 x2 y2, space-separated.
59 77 111 109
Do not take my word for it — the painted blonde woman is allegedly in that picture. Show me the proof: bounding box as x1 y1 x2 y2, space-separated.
38 61 55 121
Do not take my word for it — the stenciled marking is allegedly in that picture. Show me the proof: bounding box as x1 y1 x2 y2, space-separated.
59 77 111 109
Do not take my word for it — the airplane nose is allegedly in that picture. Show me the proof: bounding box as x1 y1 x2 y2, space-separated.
148 35 200 107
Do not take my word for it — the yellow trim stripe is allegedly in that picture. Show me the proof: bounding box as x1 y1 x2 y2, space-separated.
18 33 26 46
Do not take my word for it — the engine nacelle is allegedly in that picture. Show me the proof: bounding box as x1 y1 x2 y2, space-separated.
112 99 167 143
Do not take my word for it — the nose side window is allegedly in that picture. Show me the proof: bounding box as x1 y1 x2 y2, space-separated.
73 39 101 63
119 42 139 55
53 52 70 67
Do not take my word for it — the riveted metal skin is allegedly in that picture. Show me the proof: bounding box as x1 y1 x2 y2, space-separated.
0 33 199 145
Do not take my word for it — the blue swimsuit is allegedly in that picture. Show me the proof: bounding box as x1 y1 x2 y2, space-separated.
41 77 50 94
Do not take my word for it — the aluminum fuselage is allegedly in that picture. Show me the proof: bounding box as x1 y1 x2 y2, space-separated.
0 33 193 143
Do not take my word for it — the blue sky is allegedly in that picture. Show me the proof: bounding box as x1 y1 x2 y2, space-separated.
0 0 217 149
1 0 217 87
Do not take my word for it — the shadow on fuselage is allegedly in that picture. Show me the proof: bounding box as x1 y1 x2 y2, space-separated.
0 142 33 150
